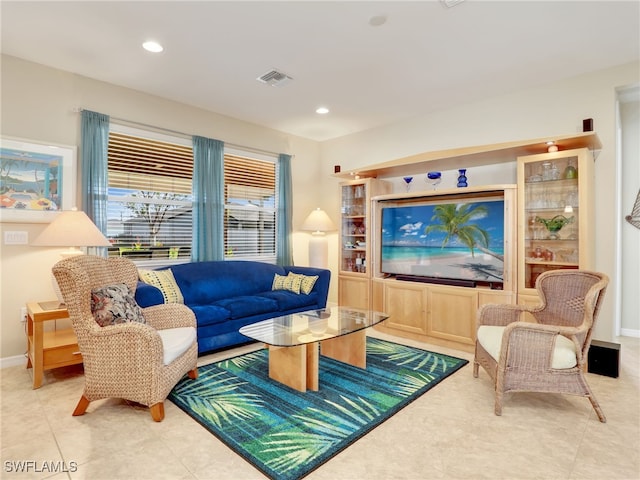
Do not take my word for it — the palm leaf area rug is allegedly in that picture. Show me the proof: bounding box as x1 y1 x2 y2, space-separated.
169 337 468 480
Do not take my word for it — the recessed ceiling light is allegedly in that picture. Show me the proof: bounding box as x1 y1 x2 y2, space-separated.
316 107 329 115
369 15 387 27
142 41 163 53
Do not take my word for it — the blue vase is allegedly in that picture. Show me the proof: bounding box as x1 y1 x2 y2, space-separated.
457 169 468 188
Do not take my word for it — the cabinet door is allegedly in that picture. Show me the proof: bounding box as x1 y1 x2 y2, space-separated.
338 276 370 310
427 286 477 345
383 282 427 335
517 148 594 295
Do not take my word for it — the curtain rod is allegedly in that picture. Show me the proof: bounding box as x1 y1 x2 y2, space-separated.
73 107 282 158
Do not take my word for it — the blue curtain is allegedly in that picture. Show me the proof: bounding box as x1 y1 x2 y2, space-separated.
192 136 224 261
276 153 293 266
80 110 110 235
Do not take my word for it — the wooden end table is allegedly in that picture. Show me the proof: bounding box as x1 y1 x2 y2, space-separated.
26 301 82 389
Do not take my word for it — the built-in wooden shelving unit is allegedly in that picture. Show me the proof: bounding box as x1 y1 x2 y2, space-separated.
334 132 601 180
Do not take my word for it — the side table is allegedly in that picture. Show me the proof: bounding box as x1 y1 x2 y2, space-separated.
26 301 83 389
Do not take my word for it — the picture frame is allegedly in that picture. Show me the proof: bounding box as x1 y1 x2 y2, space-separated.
0 137 77 223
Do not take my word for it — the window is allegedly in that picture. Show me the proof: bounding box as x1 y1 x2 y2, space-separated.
224 152 277 261
106 129 193 263
105 127 278 264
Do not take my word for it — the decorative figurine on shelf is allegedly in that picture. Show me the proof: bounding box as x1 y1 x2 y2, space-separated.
457 168 468 188
535 215 575 240
426 171 442 190
403 176 413 192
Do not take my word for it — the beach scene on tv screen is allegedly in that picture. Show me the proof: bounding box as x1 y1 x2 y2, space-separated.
381 200 505 283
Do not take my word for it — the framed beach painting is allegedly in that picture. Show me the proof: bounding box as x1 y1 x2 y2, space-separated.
0 137 76 223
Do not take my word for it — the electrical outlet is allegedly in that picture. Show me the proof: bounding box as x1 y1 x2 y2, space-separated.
20 307 27 323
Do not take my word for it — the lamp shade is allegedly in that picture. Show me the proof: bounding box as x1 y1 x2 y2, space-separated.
301 208 336 233
32 208 111 249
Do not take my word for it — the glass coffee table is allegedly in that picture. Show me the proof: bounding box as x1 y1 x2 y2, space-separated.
239 307 389 392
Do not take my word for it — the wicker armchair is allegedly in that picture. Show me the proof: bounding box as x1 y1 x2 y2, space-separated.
52 255 198 422
473 270 609 422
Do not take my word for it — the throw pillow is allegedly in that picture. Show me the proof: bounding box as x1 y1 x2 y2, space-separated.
272 273 302 294
272 273 288 291
298 274 319 295
285 272 318 295
91 283 146 327
138 269 184 304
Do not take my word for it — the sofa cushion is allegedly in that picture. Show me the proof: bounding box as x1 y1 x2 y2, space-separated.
91 283 146 327
257 290 318 311
138 268 184 304
477 325 577 369
213 296 279 319
156 326 196 365
189 305 232 328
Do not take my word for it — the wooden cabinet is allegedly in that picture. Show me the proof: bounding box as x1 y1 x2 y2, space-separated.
427 285 477 346
338 178 391 309
383 281 427 335
374 278 506 351
517 148 594 304
334 135 600 352
338 276 370 310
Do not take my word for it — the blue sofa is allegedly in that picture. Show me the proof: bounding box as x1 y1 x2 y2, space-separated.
135 261 330 355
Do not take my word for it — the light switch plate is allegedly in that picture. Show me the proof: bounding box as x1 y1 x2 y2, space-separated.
4 231 29 245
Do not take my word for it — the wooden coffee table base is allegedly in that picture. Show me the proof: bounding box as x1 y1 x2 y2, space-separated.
268 329 367 392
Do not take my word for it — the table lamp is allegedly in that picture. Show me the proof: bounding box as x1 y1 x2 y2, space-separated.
301 208 336 268
32 207 111 302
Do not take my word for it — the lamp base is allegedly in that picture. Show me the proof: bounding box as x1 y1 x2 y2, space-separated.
308 233 328 268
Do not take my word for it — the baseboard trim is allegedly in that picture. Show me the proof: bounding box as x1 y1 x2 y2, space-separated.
1 354 27 369
620 328 640 338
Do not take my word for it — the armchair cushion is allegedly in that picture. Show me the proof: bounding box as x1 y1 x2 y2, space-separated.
157 327 197 365
477 325 577 369
138 268 184 304
91 283 146 327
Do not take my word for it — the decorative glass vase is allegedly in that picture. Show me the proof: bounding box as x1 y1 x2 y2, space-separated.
457 168 468 188
426 171 442 190
403 176 413 192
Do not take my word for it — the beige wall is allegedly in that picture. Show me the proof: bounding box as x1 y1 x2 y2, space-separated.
2 55 638 362
320 61 640 342
0 55 323 360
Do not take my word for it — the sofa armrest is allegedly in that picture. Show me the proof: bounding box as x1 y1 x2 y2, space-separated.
284 266 331 308
135 281 165 308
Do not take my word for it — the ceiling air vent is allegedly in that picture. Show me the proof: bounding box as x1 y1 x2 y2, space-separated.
257 69 293 87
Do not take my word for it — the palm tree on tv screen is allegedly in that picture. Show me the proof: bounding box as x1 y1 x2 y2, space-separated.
424 203 493 258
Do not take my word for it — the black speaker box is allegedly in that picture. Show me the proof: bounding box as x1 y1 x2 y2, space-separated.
588 340 620 378
583 118 594 132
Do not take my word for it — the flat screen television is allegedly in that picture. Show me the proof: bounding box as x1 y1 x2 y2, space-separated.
380 196 505 288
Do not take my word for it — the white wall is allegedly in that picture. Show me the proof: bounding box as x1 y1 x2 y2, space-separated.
0 55 322 361
319 61 640 342
619 92 640 335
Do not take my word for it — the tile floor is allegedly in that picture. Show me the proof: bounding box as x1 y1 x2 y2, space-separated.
1 331 638 480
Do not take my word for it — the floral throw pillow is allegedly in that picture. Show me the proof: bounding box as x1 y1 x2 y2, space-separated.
91 283 146 327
